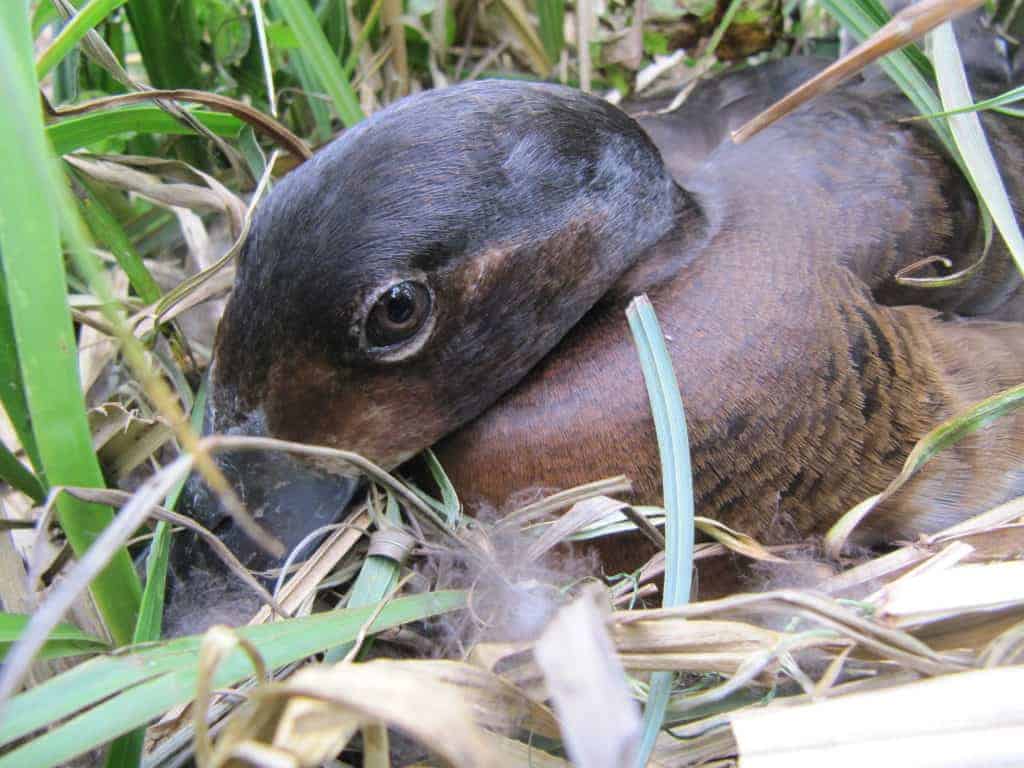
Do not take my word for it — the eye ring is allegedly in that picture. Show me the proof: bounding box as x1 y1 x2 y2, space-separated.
365 280 432 350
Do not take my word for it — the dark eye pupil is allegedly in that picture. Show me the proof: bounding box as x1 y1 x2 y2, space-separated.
366 280 431 350
386 285 416 324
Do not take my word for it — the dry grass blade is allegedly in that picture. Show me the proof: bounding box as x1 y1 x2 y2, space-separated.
695 518 787 563
577 0 595 91
480 734 571 767
77 272 128 395
253 510 372 622
486 0 553 76
195 626 270 767
524 496 636 563
535 587 642 767
732 0 985 142
824 493 1024 596
613 618 827 676
64 154 247 235
616 591 962 675
876 560 1024 629
502 476 632 529
152 150 278 327
44 0 136 90
730 667 1024 767
382 0 408 95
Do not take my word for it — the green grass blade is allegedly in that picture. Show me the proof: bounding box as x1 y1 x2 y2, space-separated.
124 0 203 89
839 0 934 77
0 440 44 503
102 384 205 768
424 448 461 525
102 519 175 768
625 296 695 768
134 380 206 645
101 523 172 768
289 53 335 143
47 107 244 156
704 0 745 60
0 4 141 646
912 83 1024 118
271 0 364 127
342 0 386 80
536 0 565 61
0 267 43 476
72 171 162 304
0 614 108 662
35 0 128 79
53 27 80 105
324 493 404 663
931 22 1024 276
0 591 465 767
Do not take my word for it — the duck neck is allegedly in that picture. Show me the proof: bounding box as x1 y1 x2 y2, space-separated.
608 183 708 302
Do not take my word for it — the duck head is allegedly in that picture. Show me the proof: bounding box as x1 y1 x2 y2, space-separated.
177 80 688 578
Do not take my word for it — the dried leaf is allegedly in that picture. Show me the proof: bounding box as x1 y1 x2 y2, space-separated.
731 667 1024 767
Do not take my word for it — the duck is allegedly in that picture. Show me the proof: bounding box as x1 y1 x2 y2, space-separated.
171 11 1024 599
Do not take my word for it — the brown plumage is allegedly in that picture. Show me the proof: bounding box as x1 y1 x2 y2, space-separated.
177 23 1024 589
432 72 1024 571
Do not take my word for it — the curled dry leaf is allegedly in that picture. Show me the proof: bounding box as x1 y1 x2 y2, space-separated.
390 659 561 739
211 660 503 768
88 404 174 483
195 626 270 766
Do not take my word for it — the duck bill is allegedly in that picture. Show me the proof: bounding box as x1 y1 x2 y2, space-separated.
170 413 361 587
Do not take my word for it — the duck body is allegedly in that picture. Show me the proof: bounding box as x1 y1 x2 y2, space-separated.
434 70 1024 569
181 36 1024 589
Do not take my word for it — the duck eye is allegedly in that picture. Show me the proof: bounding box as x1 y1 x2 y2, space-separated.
366 281 431 348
